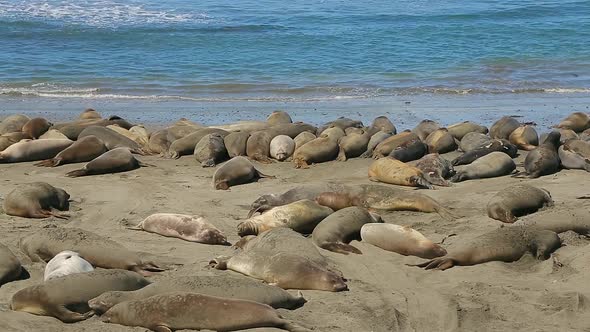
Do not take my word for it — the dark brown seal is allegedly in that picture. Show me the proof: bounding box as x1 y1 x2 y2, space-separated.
0 243 23 287
34 135 108 167
519 131 561 178
490 116 520 139
3 182 70 219
22 117 52 139
212 156 274 190
487 184 553 223
65 147 151 177
312 206 377 254
224 131 250 157
79 126 147 154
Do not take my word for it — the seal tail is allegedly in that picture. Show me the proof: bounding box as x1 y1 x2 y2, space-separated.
65 168 88 177
281 320 313 332
320 242 362 255
406 257 455 271
33 159 60 167
510 171 529 178
255 168 275 179
125 225 143 231
134 262 165 276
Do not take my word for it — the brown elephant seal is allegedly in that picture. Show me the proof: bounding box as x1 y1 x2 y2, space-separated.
11 269 149 323
0 243 22 286
490 116 520 139
267 110 293 125
292 135 339 168
312 207 376 254
34 135 108 167
79 108 102 120
55 117 134 140
237 199 333 236
452 139 517 166
89 275 305 315
410 226 561 270
551 128 580 143
79 126 147 155
514 208 590 235
563 139 590 157
559 145 590 171
0 114 30 134
360 131 391 158
66 147 151 177
129 125 149 141
128 213 229 245
224 131 250 157
314 192 364 211
248 184 341 217
368 157 434 188
44 250 94 281
22 117 52 139
246 130 274 163
39 129 68 139
361 224 447 259
0 138 73 163
166 128 228 159
213 156 274 190
194 133 228 167
409 153 455 186
487 185 553 223
3 182 70 219
518 131 560 178
337 130 371 161
509 125 538 150
458 131 492 152
372 131 418 158
556 112 590 132
270 135 295 161
389 137 427 162
148 129 171 154
210 120 269 133
424 128 457 153
19 227 164 275
319 126 346 141
451 151 516 182
345 127 364 135
107 125 148 147
317 117 363 135
447 121 488 140
369 116 396 134
0 132 31 151
269 121 316 138
412 119 441 141
293 131 316 150
100 292 311 332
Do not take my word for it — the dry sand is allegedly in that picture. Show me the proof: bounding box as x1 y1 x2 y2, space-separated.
1 117 590 331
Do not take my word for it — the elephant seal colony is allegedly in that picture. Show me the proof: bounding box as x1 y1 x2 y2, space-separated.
1 109 590 332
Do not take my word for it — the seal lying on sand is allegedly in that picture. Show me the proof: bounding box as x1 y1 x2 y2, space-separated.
0 243 22 287
490 116 520 139
0 139 73 163
312 207 377 254
100 292 311 332
447 121 488 140
79 126 147 155
409 153 455 187
3 182 70 219
361 223 447 259
22 117 52 139
410 226 561 270
11 269 149 323
213 156 274 190
368 157 435 188
34 135 108 167
452 139 517 166
556 112 590 133
292 135 339 168
509 125 539 151
0 114 30 135
558 144 590 172
487 185 553 223
65 147 151 177
517 131 561 178
20 227 164 276
44 250 94 281
451 151 516 182
89 275 306 314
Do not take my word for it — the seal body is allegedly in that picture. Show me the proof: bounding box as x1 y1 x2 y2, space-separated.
11 269 149 323
270 135 295 161
369 116 396 134
131 213 228 245
563 139 590 158
194 132 228 167
0 132 31 151
3 182 70 219
451 151 516 182
447 121 488 140
424 128 457 154
368 157 434 188
412 120 441 141
523 131 561 178
319 126 345 141
559 145 590 171
389 137 427 162
39 129 68 140
410 153 455 186
312 207 376 254
361 223 447 259
556 112 590 132
79 126 146 154
0 243 22 286
490 116 520 139
267 110 293 125
487 185 553 223
44 250 94 281
213 156 273 190
0 139 73 163
452 139 517 166
372 131 418 158
317 117 363 135
79 108 102 120
22 117 52 139
0 114 30 134
337 130 371 161
147 129 171 154
246 130 274 163
292 135 339 168
248 184 339 217
459 132 492 152
167 128 228 159
224 131 250 157
509 125 539 150
293 131 316 150
361 131 392 157
107 125 148 147
65 147 148 177
34 135 108 167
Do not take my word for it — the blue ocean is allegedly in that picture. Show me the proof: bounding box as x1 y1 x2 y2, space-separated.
0 0 589 101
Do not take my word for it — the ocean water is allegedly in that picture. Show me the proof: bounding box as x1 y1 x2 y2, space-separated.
0 0 589 102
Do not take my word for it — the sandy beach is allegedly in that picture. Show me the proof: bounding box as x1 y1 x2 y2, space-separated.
1 106 590 332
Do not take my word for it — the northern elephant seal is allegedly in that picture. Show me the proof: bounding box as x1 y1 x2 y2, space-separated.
246 130 275 163
447 121 488 140
270 135 295 161
361 223 447 259
556 112 590 133
458 132 492 152
452 139 517 166
129 125 150 144
312 207 376 254
292 135 339 168
361 131 392 158
487 185 553 223
248 184 341 217
389 137 427 162
128 213 229 245
39 129 68 140
79 126 147 155
79 108 102 120
224 131 250 157
65 147 151 177
337 130 371 161
237 199 333 236
194 132 228 167
44 250 94 281
409 153 455 186
490 116 520 139
0 114 30 134
293 131 316 150
267 110 293 125
100 292 310 332
509 125 538 150
317 117 363 135
412 120 441 141
11 269 149 323
213 156 274 190
0 138 73 163
319 126 346 141
147 129 171 154
107 125 148 147
20 227 164 275
0 132 31 151
451 151 516 182
210 120 269 133
22 117 52 139
34 135 108 167
424 128 457 153
0 243 22 287
410 226 561 270
368 157 434 188
520 131 561 178
559 145 590 171
3 182 70 219
372 131 418 158
369 116 396 134
563 139 590 157
166 128 228 159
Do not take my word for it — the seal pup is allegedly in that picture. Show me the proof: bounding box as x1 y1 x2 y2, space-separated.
128 213 229 245
194 132 228 167
34 135 108 167
410 226 561 270
490 116 520 139
267 110 293 125
0 243 22 287
224 131 250 157
424 128 457 154
237 199 333 236
22 117 52 139
100 292 311 332
312 207 376 254
361 224 447 259
509 125 538 150
0 114 30 134
44 250 94 281
487 185 553 223
368 157 434 188
0 138 73 163
558 144 590 172
452 139 517 166
517 131 561 178
556 112 590 132
447 121 488 140
412 119 441 141
20 227 164 276
213 156 274 190
409 153 455 186
3 182 70 219
389 137 427 162
451 151 516 182
89 275 306 314
292 135 339 168
360 131 392 157
11 269 149 323
65 147 151 177
270 135 295 161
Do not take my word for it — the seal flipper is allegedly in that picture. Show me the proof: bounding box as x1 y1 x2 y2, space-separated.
281 320 313 332
133 262 165 276
408 257 456 271
65 168 88 178
320 242 362 255
33 159 61 167
53 305 94 323
152 325 172 332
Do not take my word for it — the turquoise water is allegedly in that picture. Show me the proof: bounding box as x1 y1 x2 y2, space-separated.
0 0 589 101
